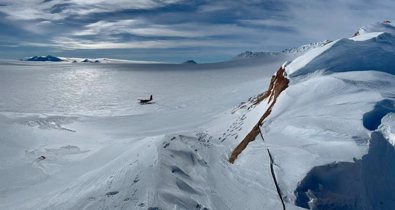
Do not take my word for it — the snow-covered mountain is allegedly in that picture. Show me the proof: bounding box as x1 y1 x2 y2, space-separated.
22 56 164 64
281 40 332 54
1 21 395 210
23 55 64 62
234 50 277 59
354 20 395 36
234 40 332 59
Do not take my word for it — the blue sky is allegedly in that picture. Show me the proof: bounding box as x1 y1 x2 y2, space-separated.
0 0 394 63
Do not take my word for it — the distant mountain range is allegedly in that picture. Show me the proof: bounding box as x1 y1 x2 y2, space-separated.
24 55 64 62
22 56 105 63
22 40 333 64
21 56 165 64
234 40 332 59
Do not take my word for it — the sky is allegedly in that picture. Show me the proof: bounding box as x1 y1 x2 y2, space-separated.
0 0 394 63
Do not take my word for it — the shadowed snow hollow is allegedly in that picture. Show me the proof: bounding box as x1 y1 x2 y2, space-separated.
295 114 395 210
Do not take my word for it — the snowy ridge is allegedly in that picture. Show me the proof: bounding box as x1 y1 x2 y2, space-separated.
234 40 332 59
286 24 395 77
234 51 279 59
280 40 332 54
356 21 395 36
270 21 395 209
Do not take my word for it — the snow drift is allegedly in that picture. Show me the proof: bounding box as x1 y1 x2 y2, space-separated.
295 114 395 210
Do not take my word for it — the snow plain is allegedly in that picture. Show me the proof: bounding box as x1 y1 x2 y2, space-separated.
0 53 295 209
1 22 395 210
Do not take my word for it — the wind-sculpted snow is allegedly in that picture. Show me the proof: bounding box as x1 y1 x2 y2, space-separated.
295 114 395 210
363 99 395 130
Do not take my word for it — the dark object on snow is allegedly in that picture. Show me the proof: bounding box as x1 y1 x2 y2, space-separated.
105 191 119 196
139 95 153 104
38 155 46 160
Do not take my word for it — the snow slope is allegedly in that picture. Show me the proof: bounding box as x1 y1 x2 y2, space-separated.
0 52 289 210
286 34 395 77
272 21 395 209
357 21 395 35
234 40 331 60
1 22 395 210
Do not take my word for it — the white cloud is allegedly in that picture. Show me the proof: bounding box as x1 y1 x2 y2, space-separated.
50 37 251 49
72 19 269 39
1 0 395 60
281 0 395 41
0 0 182 21
72 20 142 36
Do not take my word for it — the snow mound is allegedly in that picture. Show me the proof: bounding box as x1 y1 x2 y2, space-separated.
286 30 395 77
81 58 100 63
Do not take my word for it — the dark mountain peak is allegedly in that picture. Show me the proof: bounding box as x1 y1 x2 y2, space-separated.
24 55 63 62
183 60 197 64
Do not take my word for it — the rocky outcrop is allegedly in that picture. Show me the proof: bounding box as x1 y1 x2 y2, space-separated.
229 67 289 163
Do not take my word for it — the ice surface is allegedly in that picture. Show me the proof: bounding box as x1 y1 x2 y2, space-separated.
0 55 290 209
